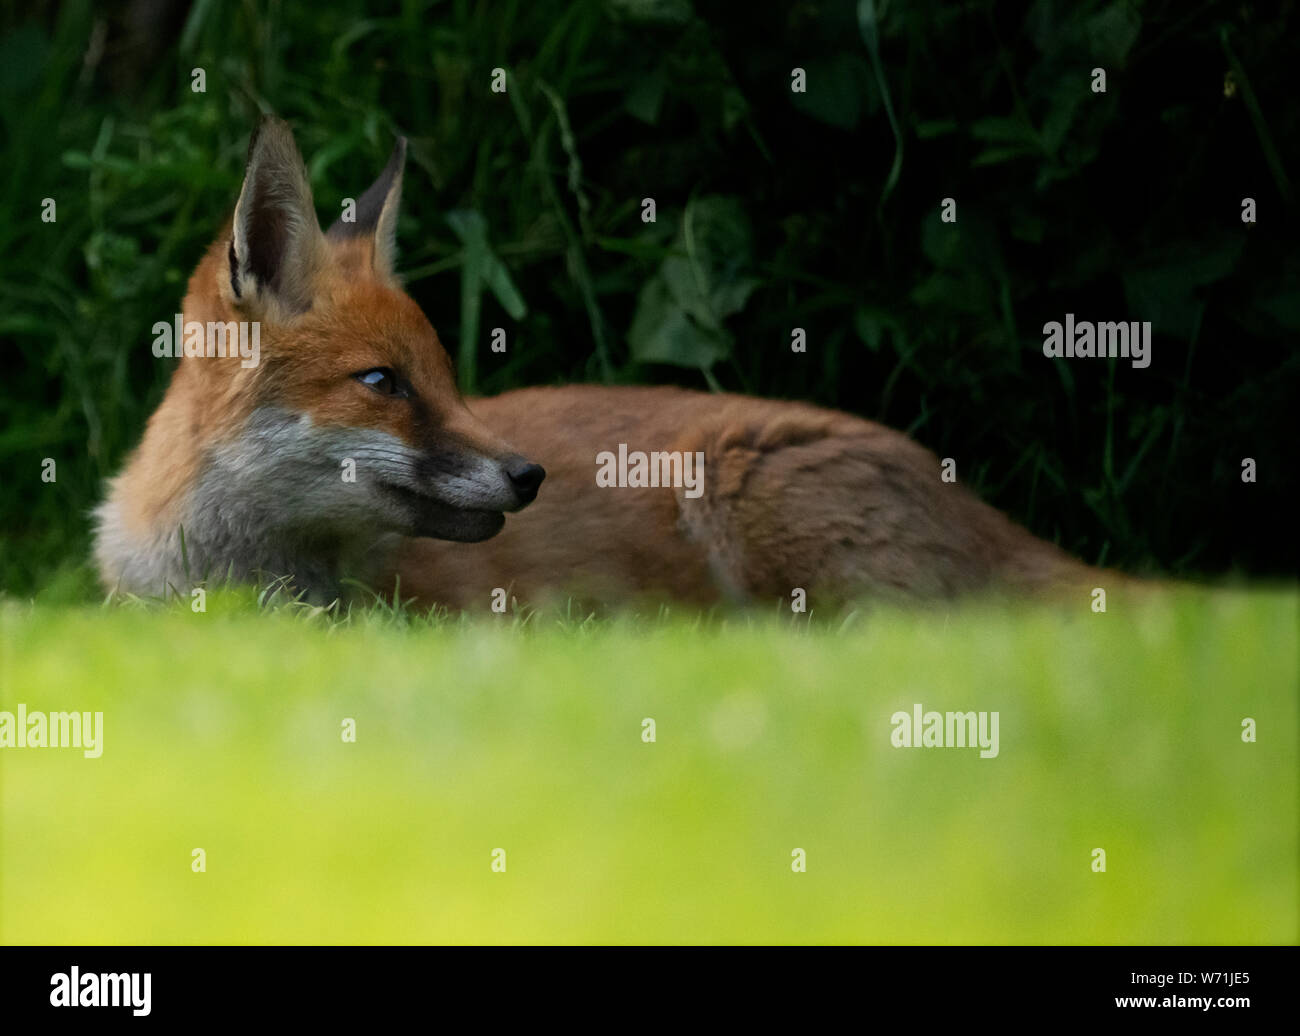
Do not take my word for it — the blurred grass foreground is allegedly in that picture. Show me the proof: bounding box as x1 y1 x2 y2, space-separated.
0 587 1295 944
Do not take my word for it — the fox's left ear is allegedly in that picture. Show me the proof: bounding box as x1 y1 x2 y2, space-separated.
327 135 407 279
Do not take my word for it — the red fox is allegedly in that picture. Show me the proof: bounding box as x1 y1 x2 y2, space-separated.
96 118 1096 610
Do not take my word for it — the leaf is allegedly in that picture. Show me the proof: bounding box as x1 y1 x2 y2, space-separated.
446 209 528 320
969 115 1035 143
446 210 484 391
1122 238 1245 340
972 144 1039 167
788 53 873 130
709 275 760 323
626 196 757 371
854 306 902 352
1086 3 1142 68
858 0 903 206
624 69 667 125
628 277 731 369
914 119 957 139
1256 283 1300 332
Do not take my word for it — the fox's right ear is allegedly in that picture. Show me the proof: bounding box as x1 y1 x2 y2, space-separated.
326 135 407 280
225 116 324 316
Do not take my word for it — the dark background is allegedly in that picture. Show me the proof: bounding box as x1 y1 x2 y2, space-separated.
1 0 1295 599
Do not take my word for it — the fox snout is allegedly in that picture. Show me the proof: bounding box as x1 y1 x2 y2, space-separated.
411 447 543 510
386 439 544 543
503 456 546 506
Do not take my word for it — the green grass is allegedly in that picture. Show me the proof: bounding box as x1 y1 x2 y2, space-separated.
1 586 1295 944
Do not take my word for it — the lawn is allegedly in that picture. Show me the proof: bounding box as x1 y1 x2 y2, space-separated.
0 586 1295 944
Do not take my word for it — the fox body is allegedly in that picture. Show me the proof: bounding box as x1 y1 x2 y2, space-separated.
96 119 1092 609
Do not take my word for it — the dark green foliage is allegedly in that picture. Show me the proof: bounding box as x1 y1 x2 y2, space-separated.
0 0 1294 599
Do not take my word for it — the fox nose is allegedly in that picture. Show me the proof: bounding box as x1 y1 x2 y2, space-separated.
505 458 546 505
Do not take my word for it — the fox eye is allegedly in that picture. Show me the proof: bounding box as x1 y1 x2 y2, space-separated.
354 367 410 398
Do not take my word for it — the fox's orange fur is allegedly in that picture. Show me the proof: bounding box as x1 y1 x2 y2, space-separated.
394 385 1096 610
96 118 1098 610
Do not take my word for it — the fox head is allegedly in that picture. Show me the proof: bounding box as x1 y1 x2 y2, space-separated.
96 117 543 597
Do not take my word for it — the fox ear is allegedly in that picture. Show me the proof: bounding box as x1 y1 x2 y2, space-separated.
227 116 323 314
327 135 406 279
